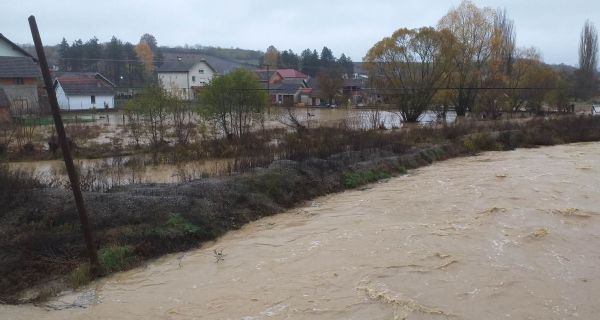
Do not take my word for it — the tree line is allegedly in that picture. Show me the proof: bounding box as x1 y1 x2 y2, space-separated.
56 33 162 87
364 0 598 122
261 45 355 78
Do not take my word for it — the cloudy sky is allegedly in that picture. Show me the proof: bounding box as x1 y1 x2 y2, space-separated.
2 0 598 66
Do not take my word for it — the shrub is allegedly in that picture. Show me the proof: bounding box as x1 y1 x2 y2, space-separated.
343 169 391 189
0 165 42 211
153 213 201 239
99 245 134 274
463 132 500 152
68 263 91 288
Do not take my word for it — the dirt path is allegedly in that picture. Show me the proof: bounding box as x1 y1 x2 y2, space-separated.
2 143 600 319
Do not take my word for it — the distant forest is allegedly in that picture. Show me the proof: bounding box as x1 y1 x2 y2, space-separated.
19 34 356 89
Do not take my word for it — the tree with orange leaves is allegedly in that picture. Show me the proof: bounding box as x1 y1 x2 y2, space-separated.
135 41 155 76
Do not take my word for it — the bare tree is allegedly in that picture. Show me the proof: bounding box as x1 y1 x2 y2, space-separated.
494 8 516 76
577 20 598 99
365 27 455 122
438 0 496 117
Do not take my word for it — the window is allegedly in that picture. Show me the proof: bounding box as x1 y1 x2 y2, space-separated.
15 78 24 85
91 95 96 104
199 69 204 74
192 76 196 82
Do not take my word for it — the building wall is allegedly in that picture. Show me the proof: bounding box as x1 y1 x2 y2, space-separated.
0 83 39 115
0 107 10 124
56 84 114 110
0 78 37 85
158 72 190 99
158 61 215 100
187 62 214 88
300 95 321 106
269 73 283 84
55 84 69 110
0 41 28 57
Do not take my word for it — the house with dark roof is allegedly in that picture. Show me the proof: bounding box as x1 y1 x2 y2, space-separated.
254 69 309 106
269 79 308 107
157 53 253 100
0 33 41 115
254 69 307 85
54 72 115 110
300 77 323 107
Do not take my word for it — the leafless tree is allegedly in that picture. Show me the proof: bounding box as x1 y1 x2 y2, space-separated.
494 8 516 76
577 20 598 99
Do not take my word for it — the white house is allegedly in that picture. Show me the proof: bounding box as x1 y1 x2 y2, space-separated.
157 58 216 100
54 72 115 111
157 54 255 100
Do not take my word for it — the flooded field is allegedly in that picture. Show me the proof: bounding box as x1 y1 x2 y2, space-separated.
6 107 454 185
8 157 235 185
2 142 599 319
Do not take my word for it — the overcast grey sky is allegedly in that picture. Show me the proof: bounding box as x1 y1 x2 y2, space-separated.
1 0 598 66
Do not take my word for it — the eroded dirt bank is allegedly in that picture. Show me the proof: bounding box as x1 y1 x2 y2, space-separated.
3 142 600 319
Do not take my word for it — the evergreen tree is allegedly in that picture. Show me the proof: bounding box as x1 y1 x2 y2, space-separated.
69 39 84 72
338 54 354 78
83 37 102 71
280 49 300 69
105 36 124 85
300 49 320 77
57 38 70 71
123 42 144 87
320 46 336 69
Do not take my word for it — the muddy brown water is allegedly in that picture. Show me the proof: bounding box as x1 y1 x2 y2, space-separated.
7 108 452 184
8 157 235 185
2 142 599 319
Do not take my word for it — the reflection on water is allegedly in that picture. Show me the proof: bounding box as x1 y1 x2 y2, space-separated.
2 142 600 319
8 157 235 188
267 107 456 130
8 108 455 187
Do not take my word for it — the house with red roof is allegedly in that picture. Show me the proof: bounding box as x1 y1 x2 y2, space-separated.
54 72 116 111
254 68 307 85
254 68 309 106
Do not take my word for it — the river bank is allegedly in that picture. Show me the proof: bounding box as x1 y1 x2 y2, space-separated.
2 142 599 319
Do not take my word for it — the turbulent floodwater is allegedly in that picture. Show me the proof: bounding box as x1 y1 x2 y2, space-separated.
3 143 600 319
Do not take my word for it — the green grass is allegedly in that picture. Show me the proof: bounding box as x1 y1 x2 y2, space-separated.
67 263 92 288
98 245 134 274
153 213 202 239
343 169 392 189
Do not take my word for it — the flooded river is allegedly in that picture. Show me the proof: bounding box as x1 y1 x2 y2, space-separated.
2 142 600 319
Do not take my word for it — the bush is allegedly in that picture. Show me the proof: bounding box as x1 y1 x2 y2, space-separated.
0 165 42 211
343 169 391 189
99 245 134 274
463 132 500 152
153 213 201 239
68 263 91 288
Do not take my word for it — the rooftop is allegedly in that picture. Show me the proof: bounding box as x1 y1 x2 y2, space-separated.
55 73 115 96
0 56 41 78
158 53 254 74
0 33 37 60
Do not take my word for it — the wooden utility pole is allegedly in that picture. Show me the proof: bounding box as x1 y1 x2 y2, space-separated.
28 16 100 272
